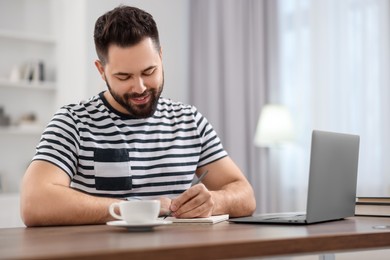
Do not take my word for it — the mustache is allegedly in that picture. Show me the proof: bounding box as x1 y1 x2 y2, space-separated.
125 91 152 99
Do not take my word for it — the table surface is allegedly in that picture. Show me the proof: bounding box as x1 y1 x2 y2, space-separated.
1 216 390 260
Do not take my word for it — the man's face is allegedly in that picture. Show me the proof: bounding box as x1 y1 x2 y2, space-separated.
95 38 164 118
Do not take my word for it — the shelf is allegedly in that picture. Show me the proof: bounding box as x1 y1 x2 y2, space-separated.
0 29 55 44
0 0 57 196
0 125 44 135
0 79 56 91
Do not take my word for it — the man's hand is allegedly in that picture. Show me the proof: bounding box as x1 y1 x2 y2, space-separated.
169 183 214 218
158 196 173 217
166 156 256 219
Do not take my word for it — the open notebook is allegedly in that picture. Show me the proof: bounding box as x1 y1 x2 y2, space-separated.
163 214 229 224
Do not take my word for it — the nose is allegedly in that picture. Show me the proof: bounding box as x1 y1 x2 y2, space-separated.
132 77 147 94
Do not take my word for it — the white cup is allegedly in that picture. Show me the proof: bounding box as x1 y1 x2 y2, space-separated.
109 200 160 224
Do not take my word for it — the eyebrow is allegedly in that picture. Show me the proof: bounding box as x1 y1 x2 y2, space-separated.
113 65 157 77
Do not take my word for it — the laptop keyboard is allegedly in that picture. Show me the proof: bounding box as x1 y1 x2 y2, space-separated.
263 214 306 221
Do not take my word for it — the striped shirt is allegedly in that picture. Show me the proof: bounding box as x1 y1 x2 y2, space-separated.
33 92 227 199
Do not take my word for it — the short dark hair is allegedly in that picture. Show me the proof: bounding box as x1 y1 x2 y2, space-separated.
94 5 160 65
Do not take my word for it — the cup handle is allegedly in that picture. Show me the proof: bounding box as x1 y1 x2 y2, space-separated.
109 202 123 220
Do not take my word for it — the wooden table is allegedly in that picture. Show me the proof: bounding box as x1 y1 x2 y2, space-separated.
1 216 390 260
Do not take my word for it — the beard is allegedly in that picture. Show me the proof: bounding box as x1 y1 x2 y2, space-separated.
105 76 164 119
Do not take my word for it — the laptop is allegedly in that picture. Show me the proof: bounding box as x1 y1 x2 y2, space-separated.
230 130 360 224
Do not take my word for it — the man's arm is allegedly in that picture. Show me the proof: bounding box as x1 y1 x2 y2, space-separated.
20 160 121 227
169 156 256 218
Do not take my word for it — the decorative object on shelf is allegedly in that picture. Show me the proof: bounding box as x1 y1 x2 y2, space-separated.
11 112 43 133
254 104 295 147
7 60 46 84
18 113 37 123
9 65 22 83
0 106 11 127
20 60 46 83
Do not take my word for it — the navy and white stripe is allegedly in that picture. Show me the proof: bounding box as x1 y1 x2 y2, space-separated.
33 92 227 198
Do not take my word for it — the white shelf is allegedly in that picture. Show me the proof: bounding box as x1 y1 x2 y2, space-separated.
0 29 55 44
0 125 44 135
0 0 57 194
0 79 56 91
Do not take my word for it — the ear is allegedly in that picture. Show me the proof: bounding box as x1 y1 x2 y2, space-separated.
94 60 106 81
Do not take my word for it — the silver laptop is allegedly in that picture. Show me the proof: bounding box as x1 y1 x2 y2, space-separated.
230 130 360 224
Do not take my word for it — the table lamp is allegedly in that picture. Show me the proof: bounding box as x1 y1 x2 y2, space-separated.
254 104 295 147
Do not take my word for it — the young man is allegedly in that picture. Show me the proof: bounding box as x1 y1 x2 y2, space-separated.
20 5 256 227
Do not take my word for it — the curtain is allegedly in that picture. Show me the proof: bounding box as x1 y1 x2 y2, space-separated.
276 0 390 204
189 0 390 214
189 0 279 213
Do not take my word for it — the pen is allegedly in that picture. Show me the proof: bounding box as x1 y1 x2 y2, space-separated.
194 170 209 184
163 170 209 219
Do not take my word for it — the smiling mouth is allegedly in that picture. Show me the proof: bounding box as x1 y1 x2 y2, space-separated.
130 94 150 105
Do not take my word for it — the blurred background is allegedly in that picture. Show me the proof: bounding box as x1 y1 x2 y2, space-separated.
1 0 390 238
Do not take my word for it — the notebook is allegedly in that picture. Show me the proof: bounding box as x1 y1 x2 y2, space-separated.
164 214 229 224
230 130 360 225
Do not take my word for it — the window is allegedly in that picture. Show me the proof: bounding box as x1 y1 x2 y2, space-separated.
276 0 390 209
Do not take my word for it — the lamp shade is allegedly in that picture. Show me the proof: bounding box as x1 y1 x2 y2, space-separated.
254 104 294 147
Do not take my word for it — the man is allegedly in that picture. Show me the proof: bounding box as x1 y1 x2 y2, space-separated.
20 5 256 227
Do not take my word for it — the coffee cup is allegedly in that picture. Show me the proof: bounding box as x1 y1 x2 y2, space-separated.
109 200 160 224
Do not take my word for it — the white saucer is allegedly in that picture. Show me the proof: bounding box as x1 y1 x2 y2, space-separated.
106 220 172 231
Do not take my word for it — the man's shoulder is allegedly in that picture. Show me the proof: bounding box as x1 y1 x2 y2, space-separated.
157 97 195 113
54 94 106 123
158 97 192 107
60 94 103 114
